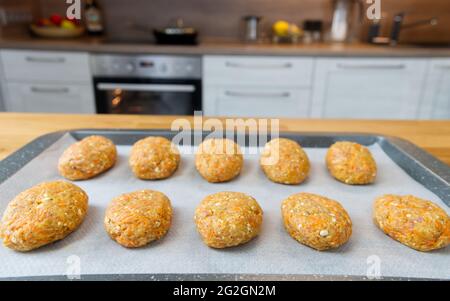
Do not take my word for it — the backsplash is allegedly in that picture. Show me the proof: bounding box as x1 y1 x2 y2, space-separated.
3 0 450 43
35 0 332 42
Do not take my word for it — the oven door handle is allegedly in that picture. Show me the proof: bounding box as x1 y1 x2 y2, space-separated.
96 83 196 93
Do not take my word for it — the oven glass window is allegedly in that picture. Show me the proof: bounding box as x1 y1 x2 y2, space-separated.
95 81 201 115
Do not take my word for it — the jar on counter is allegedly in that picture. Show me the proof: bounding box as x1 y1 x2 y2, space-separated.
242 15 263 43
303 20 323 44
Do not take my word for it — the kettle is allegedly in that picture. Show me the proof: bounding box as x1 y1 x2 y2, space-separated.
330 0 364 42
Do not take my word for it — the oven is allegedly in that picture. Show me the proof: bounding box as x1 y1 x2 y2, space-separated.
91 55 202 115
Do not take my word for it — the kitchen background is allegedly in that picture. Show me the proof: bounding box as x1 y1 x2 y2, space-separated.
0 0 449 119
4 0 450 43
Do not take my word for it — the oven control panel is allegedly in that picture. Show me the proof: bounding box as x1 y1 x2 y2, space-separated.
91 55 202 79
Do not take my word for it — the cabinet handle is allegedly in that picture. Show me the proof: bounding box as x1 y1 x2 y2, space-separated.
436 65 450 70
225 90 291 98
225 61 293 69
97 83 196 92
25 56 66 63
337 63 406 70
30 86 70 94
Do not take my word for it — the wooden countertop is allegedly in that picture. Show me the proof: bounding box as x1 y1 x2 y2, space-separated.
1 35 450 57
0 113 449 166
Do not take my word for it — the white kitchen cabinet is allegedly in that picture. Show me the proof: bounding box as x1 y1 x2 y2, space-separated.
0 78 4 112
0 85 4 111
0 49 95 113
311 58 428 119
203 55 314 117
1 50 92 83
203 86 311 117
0 56 5 111
420 59 450 119
4 82 95 113
204 56 314 87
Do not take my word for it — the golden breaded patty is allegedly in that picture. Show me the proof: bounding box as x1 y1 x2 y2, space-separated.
281 192 352 251
326 141 377 185
0 181 88 251
129 136 180 180
104 190 172 248
373 194 449 252
260 138 310 185
58 135 117 180
194 192 263 248
195 138 243 183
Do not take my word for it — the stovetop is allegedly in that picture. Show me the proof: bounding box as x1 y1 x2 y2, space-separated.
102 37 155 45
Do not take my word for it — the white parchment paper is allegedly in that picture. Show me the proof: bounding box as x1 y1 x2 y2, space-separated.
0 134 448 279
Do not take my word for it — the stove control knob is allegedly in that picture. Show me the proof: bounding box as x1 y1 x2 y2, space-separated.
159 63 168 73
185 64 193 73
125 63 135 73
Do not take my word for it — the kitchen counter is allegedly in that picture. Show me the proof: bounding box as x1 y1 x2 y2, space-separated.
1 35 450 57
0 113 449 166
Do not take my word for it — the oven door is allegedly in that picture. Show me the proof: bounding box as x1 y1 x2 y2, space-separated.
94 78 201 115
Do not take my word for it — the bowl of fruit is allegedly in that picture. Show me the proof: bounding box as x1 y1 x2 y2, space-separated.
30 14 85 39
272 20 303 44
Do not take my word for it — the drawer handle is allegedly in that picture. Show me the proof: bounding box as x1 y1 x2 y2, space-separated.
30 86 70 94
436 65 450 70
337 63 406 70
225 91 291 98
25 56 66 63
225 61 293 69
97 83 196 93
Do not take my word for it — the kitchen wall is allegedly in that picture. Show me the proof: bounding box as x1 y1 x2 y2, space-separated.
0 0 39 36
4 0 450 43
365 0 450 43
36 0 331 42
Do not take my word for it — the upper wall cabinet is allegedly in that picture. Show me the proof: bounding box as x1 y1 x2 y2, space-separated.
311 58 428 119
420 59 450 119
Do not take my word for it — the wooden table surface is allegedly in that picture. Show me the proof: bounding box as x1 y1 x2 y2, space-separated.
0 113 449 166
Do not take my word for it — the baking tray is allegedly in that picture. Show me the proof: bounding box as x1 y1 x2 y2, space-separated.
0 129 448 281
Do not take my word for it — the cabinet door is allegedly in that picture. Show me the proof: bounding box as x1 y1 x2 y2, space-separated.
203 56 314 87
0 50 91 83
4 83 95 113
0 83 4 111
203 86 311 118
311 58 428 119
420 59 450 119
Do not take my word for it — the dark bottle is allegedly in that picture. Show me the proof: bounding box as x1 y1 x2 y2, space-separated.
85 0 104 35
367 20 381 43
